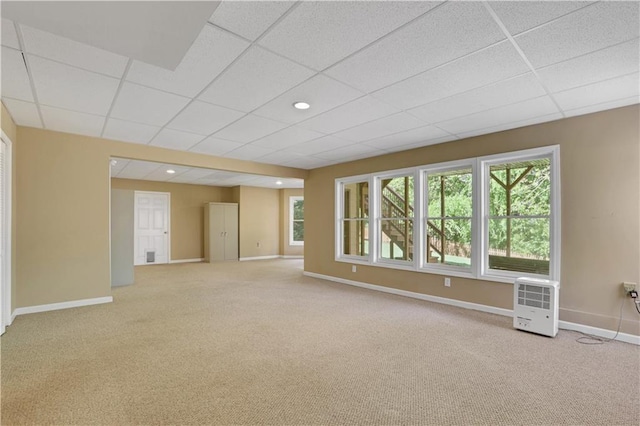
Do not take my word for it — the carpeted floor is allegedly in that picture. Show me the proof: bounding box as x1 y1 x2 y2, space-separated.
1 259 639 425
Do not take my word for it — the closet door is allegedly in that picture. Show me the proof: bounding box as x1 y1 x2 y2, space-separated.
209 204 226 262
223 204 238 261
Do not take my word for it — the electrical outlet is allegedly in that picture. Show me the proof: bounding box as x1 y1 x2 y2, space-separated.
352 265 357 273
622 282 637 293
444 277 451 287
257 242 260 248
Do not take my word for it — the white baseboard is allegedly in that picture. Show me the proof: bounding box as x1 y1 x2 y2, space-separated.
281 255 304 259
239 255 280 261
303 272 640 346
10 311 16 324
170 258 204 264
12 296 113 317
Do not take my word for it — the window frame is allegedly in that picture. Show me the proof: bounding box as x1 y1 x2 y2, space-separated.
334 145 560 284
289 196 304 246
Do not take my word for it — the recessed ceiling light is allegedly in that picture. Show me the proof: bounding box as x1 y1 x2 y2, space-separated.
110 159 117 166
166 169 176 174
293 101 310 110
276 180 283 185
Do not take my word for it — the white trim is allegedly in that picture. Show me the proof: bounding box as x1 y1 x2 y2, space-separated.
169 258 204 264
134 191 171 265
303 271 639 346
239 255 280 261
281 255 304 259
289 195 304 246
12 296 113 316
1 130 13 333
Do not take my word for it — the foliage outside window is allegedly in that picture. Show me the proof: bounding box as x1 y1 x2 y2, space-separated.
290 196 304 245
379 175 414 262
341 181 369 257
425 167 473 270
335 146 559 283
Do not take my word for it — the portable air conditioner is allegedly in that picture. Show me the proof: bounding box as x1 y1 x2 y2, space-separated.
514 277 560 337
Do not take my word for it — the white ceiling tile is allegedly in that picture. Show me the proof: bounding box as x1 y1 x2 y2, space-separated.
149 128 205 151
212 114 288 143
408 73 547 124
209 1 295 41
2 19 20 49
189 136 244 156
298 96 399 134
1 46 34 102
117 161 162 180
259 1 440 70
253 74 363 124
456 113 563 140
537 39 640 94
198 46 315 113
515 2 640 68
325 1 505 92
283 156 336 169
334 112 427 143
251 125 324 150
110 82 191 127
170 167 217 183
563 96 639 118
167 100 245 136
489 1 594 35
126 25 250 97
103 118 160 145
256 150 306 166
362 125 452 151
20 25 128 77
286 135 356 155
371 41 529 110
437 96 560 135
109 158 129 176
28 55 119 115
379 135 458 153
40 105 104 136
1 98 42 127
553 73 640 112
314 143 387 161
144 164 191 182
224 144 275 161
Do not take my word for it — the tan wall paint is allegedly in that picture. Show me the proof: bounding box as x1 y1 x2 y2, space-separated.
111 179 232 260
1 103 17 312
279 188 304 257
305 105 640 335
15 127 306 308
237 186 280 259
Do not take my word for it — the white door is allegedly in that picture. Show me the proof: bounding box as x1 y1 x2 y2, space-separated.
134 191 169 265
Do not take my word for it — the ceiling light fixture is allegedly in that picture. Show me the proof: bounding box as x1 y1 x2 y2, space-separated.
293 101 310 110
166 169 176 174
276 180 283 185
110 159 117 166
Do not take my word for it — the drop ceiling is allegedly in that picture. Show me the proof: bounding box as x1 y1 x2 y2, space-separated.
2 1 639 175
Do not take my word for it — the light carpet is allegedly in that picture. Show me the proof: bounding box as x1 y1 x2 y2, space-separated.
1 259 639 425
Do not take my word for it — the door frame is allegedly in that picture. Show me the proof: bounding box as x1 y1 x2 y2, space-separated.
134 191 171 265
1 130 13 335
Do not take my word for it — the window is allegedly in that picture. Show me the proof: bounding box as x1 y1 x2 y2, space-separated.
424 165 473 272
335 146 560 283
339 180 369 258
378 174 414 263
290 196 304 245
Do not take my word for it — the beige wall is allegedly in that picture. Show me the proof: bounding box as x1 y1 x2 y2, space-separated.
305 105 640 336
111 179 232 260
237 186 280 259
279 188 304 257
1 102 17 311
14 126 306 308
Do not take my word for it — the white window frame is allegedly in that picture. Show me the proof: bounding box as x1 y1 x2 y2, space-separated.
289 196 304 246
479 146 560 283
334 146 561 284
419 159 477 279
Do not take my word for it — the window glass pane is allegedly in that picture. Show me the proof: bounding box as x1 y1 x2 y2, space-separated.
381 176 414 218
488 218 550 275
428 168 472 218
489 159 550 217
293 221 304 242
426 218 471 267
343 182 369 218
379 219 413 261
343 220 368 256
293 199 304 220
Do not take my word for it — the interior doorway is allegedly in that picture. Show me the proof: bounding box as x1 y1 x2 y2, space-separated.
1 132 13 334
134 191 170 265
